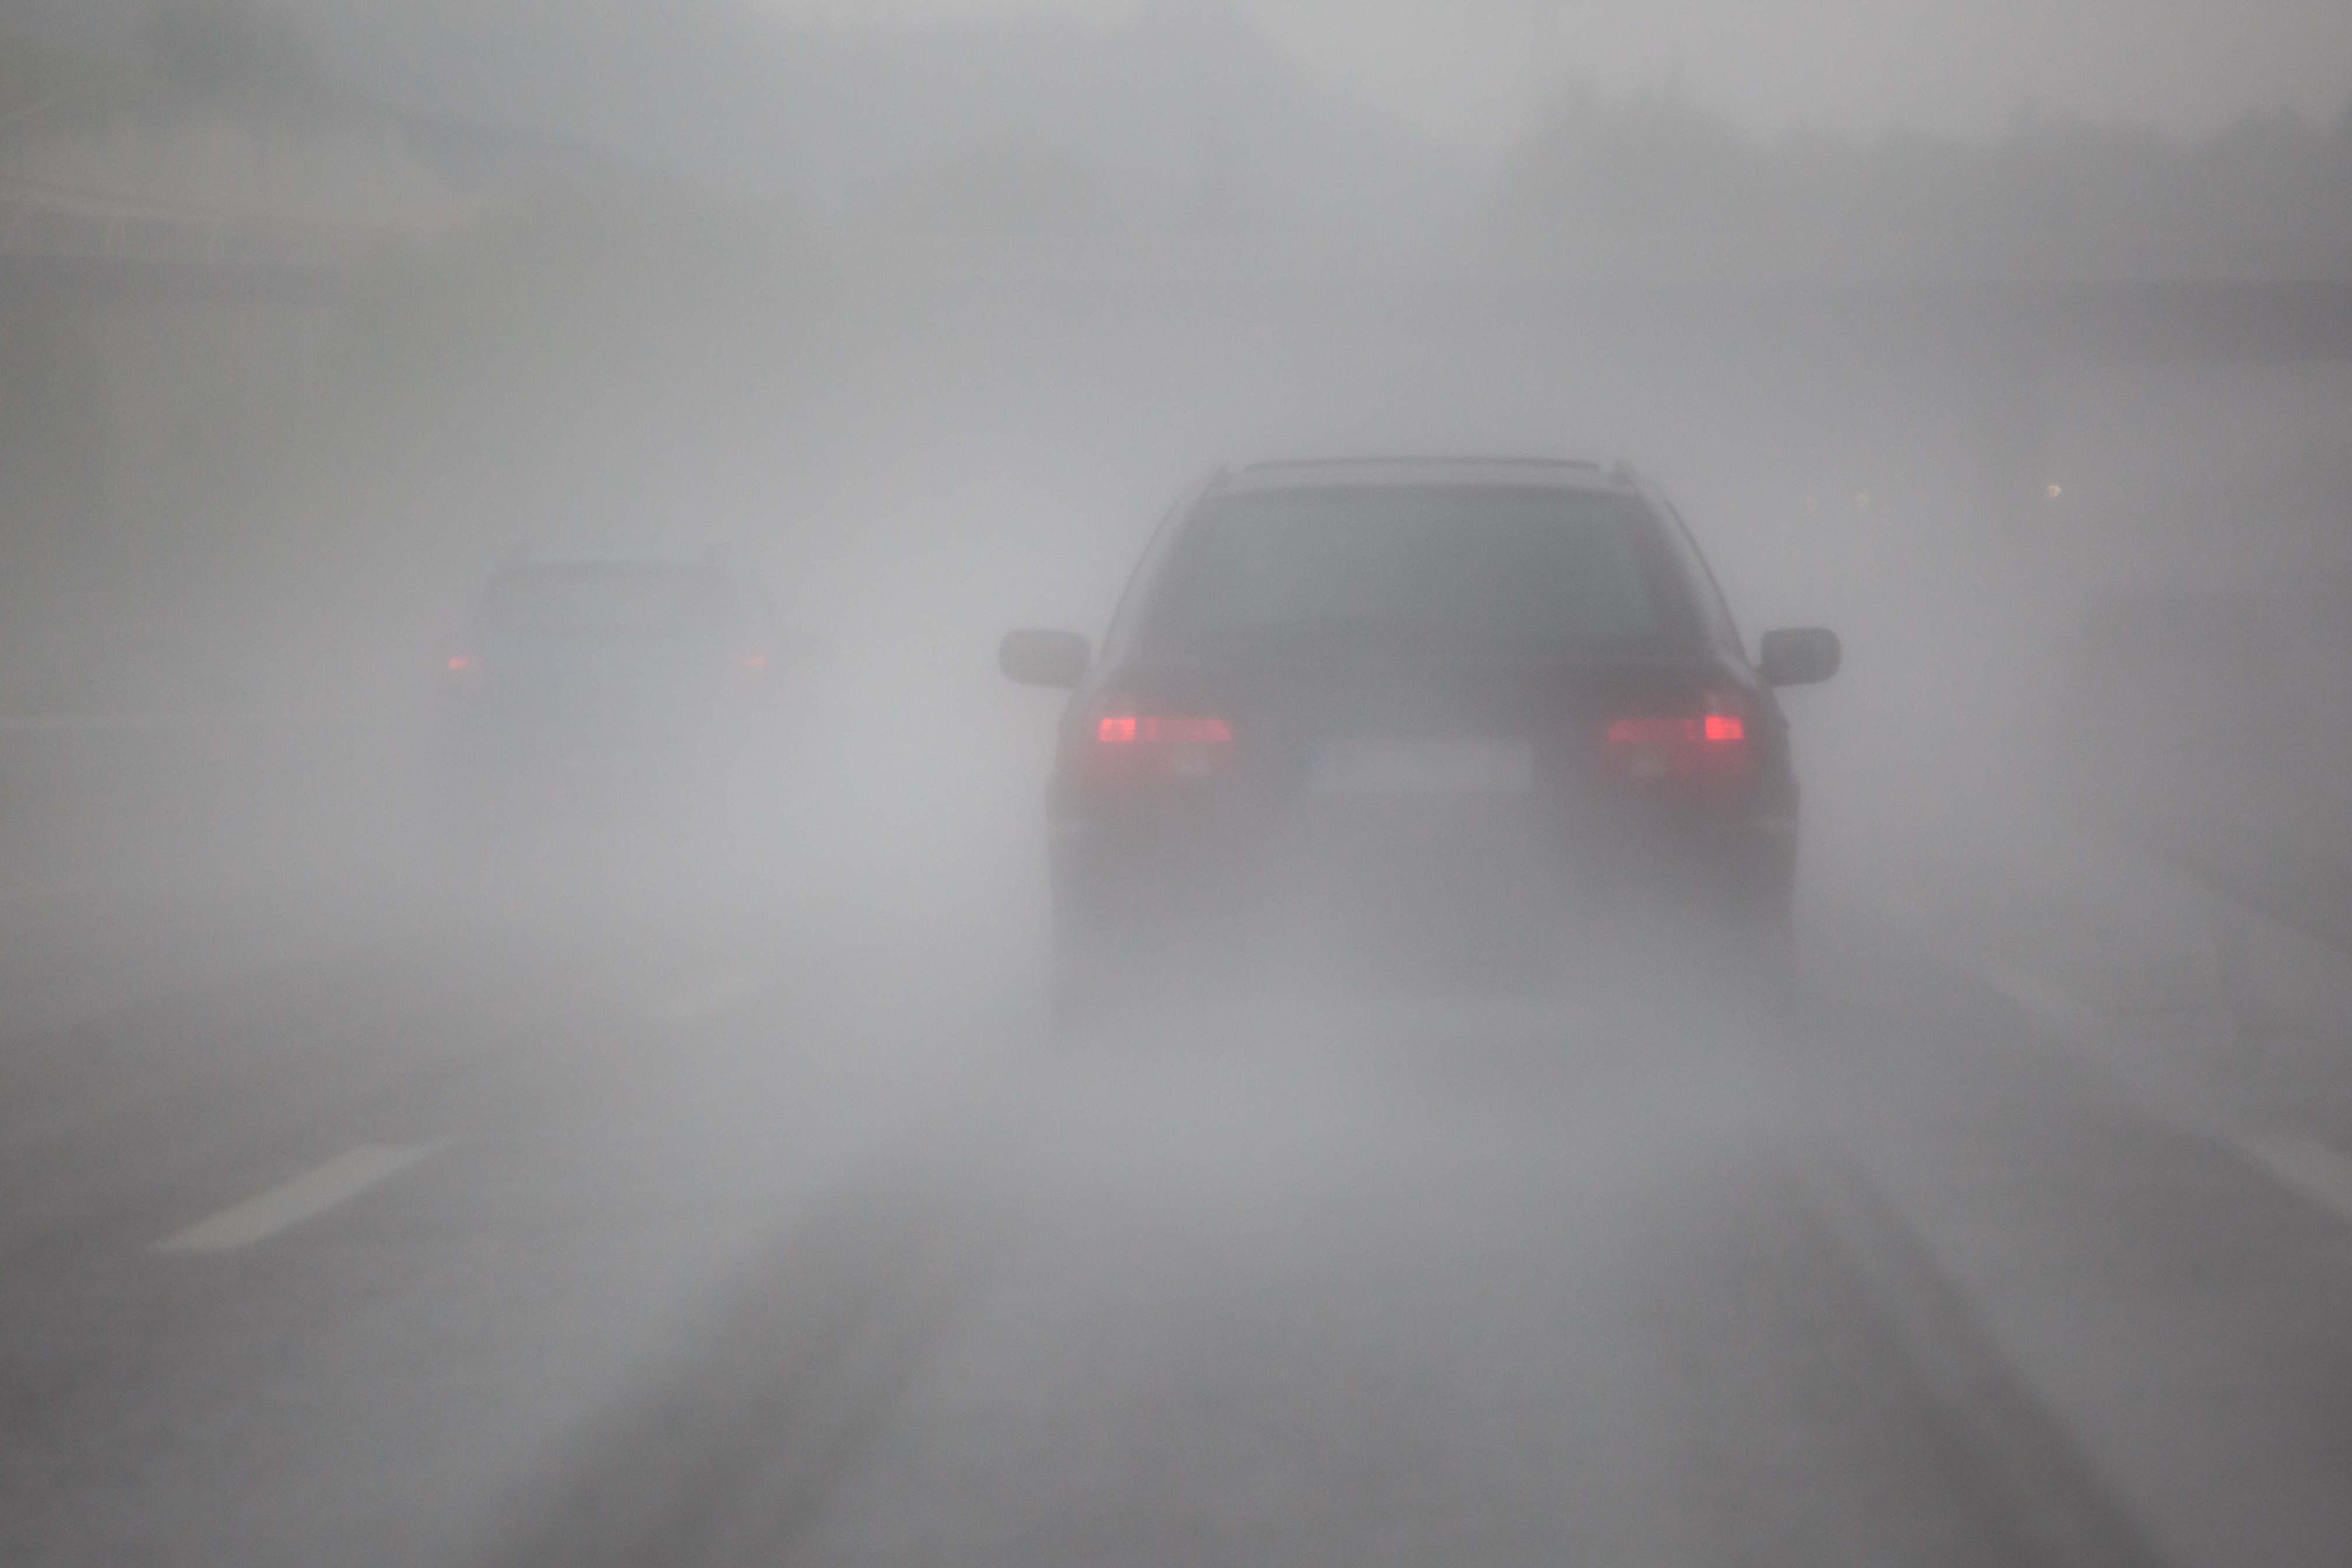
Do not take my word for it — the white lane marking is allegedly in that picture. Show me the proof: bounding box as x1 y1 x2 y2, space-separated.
0 883 78 906
1868 891 2105 1039
2240 1134 2352 1228
642 973 771 1025
1977 964 2103 1038
156 1144 444 1255
1875 885 2248 1054
0 712 301 734
1867 892 1927 924
1872 889 2352 1230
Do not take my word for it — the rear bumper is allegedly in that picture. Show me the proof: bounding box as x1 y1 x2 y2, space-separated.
1050 789 1795 957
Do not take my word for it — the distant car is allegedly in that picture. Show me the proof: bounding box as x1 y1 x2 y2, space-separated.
1000 458 1840 1025
437 550 789 842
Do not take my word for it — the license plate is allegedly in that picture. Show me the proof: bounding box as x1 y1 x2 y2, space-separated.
1312 736 1535 794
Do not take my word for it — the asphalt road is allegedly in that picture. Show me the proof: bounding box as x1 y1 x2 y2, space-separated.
2 815 2351 1568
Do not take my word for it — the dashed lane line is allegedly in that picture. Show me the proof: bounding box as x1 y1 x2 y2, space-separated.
1961 956 2352 1231
1975 964 2103 1039
1971 967 2352 1237
1867 891 2352 1236
1864 894 2099 1037
642 973 772 1025
2238 1134 2352 1230
1864 891 1927 924
156 1142 445 1255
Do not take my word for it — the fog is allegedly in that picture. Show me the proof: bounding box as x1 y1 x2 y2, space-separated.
0 2 2349 1565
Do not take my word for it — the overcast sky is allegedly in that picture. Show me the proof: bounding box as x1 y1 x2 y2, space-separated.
759 0 2352 152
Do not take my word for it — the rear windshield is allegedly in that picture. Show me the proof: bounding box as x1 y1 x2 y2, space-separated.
482 564 735 637
1147 487 1675 655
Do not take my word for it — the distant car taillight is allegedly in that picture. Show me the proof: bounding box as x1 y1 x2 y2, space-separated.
1087 713 1234 780
1604 698 1750 778
442 652 480 687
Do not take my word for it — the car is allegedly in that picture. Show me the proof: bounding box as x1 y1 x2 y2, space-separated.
436 549 790 848
999 457 1840 1028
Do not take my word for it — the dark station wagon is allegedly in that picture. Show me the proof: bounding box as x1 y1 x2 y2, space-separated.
1003 458 1841 1029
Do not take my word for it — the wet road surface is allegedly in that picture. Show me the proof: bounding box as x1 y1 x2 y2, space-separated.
2 832 2350 1568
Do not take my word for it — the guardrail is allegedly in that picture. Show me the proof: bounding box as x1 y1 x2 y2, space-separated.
0 169 447 270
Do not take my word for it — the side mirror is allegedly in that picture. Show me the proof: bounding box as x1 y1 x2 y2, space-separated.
1758 627 1841 687
1000 628 1090 689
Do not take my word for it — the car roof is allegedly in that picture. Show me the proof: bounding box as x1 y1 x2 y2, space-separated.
1210 456 1639 498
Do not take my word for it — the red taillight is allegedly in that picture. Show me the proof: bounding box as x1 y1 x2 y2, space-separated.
1605 702 1749 778
739 651 769 672
1096 715 1231 746
1087 712 1233 780
443 652 478 680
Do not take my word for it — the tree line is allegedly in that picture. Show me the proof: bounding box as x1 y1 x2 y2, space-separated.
1495 88 2352 280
